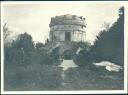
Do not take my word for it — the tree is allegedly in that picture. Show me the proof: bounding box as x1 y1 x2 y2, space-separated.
90 7 124 65
3 23 12 46
14 32 34 51
5 32 35 65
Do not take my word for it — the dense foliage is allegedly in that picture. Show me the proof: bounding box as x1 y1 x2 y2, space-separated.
4 32 62 90
90 7 124 65
73 41 92 66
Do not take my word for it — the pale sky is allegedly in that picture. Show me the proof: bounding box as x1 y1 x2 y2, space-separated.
2 2 124 44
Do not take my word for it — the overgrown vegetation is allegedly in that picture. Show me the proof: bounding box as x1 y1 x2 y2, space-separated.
4 7 124 90
4 32 62 90
90 7 124 66
75 7 124 66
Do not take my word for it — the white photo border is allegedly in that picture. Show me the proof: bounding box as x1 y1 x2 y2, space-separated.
1 1 128 94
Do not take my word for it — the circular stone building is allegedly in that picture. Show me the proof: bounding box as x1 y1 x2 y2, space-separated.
49 14 86 42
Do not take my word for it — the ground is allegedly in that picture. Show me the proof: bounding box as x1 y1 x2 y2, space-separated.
4 62 124 91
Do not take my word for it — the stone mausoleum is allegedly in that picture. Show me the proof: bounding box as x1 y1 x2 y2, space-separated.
48 14 86 59
49 14 86 42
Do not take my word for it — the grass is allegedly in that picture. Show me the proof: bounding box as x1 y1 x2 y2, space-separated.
4 63 124 91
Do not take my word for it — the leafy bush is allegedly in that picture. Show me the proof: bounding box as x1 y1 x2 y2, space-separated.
73 41 92 66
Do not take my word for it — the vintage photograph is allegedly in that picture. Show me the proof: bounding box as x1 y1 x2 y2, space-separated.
1 1 127 94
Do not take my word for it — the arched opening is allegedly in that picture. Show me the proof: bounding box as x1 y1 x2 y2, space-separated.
63 50 72 60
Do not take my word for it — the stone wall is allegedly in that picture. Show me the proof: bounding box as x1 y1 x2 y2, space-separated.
51 25 85 32
49 14 86 42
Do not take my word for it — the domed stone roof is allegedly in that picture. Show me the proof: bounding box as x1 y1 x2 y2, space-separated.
49 14 86 27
